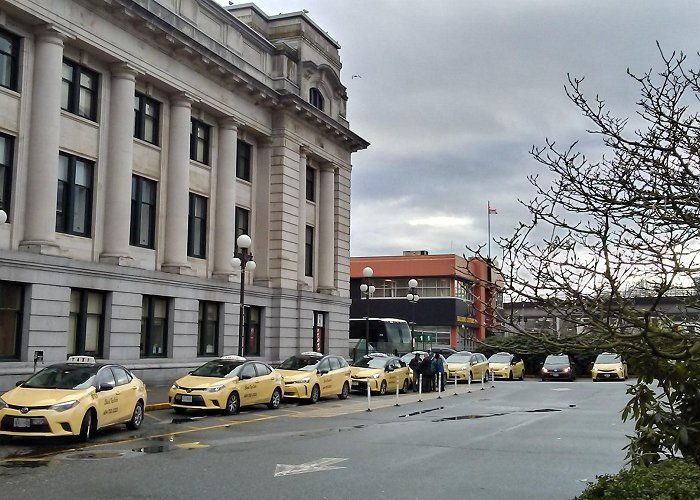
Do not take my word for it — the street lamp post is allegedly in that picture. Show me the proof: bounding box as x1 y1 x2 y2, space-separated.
0 209 7 224
232 234 256 357
406 278 419 346
359 266 375 356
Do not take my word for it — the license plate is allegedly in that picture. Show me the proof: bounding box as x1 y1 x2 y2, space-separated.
351 381 359 387
552 373 559 377
604 374 611 378
14 417 30 428
181 395 193 403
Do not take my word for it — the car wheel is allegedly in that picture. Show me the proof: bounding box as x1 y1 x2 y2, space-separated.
338 382 350 400
378 380 388 396
401 379 410 394
309 384 320 404
126 401 144 430
224 391 240 415
508 371 513 381
78 410 95 442
268 388 282 409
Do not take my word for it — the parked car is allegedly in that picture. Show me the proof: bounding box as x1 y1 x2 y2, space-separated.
0 356 147 441
591 352 628 381
541 354 576 381
445 351 489 382
277 352 351 403
488 352 525 380
169 355 283 415
351 354 411 394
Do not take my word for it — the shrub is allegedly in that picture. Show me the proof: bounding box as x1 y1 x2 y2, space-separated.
576 458 700 499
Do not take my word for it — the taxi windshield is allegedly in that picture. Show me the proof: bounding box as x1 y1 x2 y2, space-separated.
545 355 570 364
23 365 99 389
595 353 621 364
489 354 512 363
446 353 472 363
191 360 244 378
279 356 320 371
354 356 388 369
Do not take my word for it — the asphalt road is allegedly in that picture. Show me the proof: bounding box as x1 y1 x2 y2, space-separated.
0 378 634 499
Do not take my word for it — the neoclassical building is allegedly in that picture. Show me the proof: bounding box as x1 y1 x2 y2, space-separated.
0 0 368 389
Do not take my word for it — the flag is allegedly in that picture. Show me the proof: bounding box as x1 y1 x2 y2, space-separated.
488 206 497 215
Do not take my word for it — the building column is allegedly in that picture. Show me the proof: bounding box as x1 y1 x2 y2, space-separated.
213 118 239 277
297 146 309 288
162 93 192 274
19 26 66 255
317 163 336 293
100 63 138 265
252 138 272 286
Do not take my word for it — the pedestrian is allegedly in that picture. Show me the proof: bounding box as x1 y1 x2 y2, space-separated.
420 354 432 392
409 353 421 391
430 353 439 391
435 353 446 391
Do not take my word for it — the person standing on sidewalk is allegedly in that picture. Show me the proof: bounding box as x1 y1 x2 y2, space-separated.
409 353 421 391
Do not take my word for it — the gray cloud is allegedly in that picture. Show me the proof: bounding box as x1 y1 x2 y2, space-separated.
221 0 700 257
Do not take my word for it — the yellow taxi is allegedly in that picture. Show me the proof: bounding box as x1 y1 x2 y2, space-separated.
169 355 283 415
0 356 147 441
488 352 526 380
445 351 489 382
591 352 628 381
277 352 351 403
351 354 412 395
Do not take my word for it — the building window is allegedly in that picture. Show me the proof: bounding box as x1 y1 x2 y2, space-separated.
134 93 160 145
305 225 314 277
236 140 252 181
61 59 98 121
0 281 23 360
313 311 325 353
130 175 156 248
234 207 250 254
0 28 19 91
198 301 219 356
188 193 207 258
0 133 14 220
190 118 210 165
309 87 324 111
141 296 168 358
306 166 316 202
56 153 93 237
244 305 261 356
68 289 105 357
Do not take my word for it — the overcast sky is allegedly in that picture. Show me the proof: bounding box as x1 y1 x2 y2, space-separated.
220 0 700 258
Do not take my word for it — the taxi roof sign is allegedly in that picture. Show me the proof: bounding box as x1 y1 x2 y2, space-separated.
220 355 246 361
67 355 96 364
300 351 323 357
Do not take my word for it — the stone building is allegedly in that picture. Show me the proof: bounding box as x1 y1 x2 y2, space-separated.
0 0 368 389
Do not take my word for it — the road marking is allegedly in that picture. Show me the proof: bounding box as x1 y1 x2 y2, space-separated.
176 442 210 449
274 458 348 477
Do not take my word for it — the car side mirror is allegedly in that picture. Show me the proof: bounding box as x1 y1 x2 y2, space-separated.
98 382 114 392
240 374 251 380
15 380 24 387
386 367 394 372
319 370 329 376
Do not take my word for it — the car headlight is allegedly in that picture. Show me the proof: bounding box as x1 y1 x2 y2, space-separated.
563 367 571 373
207 384 225 393
50 400 79 412
542 368 549 373
372 374 380 379
298 376 311 384
0 397 7 409
171 383 180 390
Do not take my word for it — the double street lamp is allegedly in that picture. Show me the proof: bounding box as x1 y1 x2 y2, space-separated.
232 234 256 357
359 266 375 356
406 278 419 342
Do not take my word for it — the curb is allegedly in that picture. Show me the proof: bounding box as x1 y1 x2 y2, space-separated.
145 402 171 412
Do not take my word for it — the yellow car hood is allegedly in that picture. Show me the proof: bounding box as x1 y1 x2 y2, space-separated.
489 362 510 369
176 375 233 389
446 362 469 371
3 387 89 406
593 363 622 371
351 367 381 378
277 369 315 382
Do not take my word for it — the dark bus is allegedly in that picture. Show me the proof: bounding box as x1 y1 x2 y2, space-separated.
348 318 412 361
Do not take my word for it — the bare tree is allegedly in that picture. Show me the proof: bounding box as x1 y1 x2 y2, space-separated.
475 45 700 465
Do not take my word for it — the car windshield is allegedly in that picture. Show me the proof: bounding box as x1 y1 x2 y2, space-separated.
595 353 621 364
191 360 244 378
279 356 320 371
446 353 472 363
489 354 512 363
545 355 570 364
354 356 388 369
22 364 99 390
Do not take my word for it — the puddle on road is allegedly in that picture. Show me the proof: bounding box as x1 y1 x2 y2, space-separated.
63 451 129 460
526 409 562 413
399 407 444 418
1 459 50 469
433 413 507 422
132 435 175 454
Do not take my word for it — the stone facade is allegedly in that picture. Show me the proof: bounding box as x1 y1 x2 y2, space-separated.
0 0 368 390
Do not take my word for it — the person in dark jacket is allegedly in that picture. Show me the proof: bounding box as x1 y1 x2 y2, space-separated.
419 355 433 392
409 353 421 391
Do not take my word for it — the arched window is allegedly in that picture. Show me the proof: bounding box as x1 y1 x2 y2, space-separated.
309 87 324 111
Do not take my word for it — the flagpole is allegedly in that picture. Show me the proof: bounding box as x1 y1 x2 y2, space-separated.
487 201 491 261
